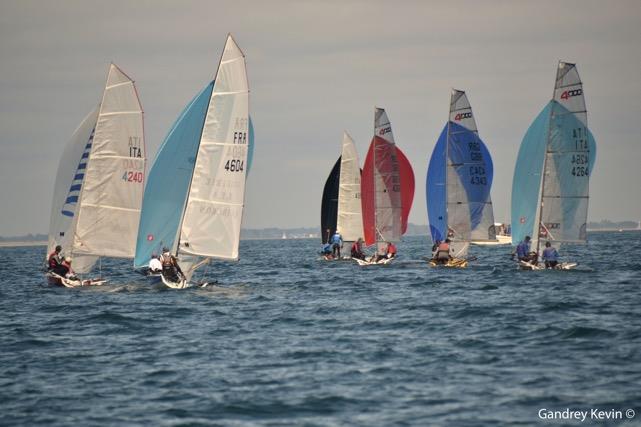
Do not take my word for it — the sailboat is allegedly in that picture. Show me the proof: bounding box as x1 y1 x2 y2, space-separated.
426 89 496 267
134 34 250 288
320 131 363 259
46 63 145 287
358 108 415 265
511 62 596 270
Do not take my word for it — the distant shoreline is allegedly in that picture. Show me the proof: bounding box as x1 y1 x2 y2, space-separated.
0 229 638 248
0 241 47 248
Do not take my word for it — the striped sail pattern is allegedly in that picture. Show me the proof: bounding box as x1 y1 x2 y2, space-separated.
47 107 99 270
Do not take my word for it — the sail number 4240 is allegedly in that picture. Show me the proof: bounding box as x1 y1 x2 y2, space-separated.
122 171 144 183
225 159 244 172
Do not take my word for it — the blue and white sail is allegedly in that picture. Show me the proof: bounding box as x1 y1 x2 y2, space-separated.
511 62 596 252
426 89 495 257
134 34 250 281
48 64 145 274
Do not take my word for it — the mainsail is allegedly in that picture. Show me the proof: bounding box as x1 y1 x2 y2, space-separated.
361 108 414 253
48 64 145 274
320 132 363 244
511 62 596 253
134 34 249 281
426 90 495 257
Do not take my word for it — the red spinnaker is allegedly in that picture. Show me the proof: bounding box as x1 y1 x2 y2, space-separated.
396 147 415 234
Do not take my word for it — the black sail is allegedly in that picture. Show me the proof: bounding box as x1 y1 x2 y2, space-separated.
320 157 341 244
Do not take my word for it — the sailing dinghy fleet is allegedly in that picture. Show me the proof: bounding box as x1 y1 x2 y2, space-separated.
45 48 596 287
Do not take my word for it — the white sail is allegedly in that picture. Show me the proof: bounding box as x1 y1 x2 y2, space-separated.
47 106 100 271
70 64 145 273
336 131 363 242
179 34 249 262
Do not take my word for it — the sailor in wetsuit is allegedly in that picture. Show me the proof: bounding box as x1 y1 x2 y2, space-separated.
160 248 185 282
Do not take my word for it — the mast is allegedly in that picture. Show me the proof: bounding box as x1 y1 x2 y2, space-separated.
534 61 561 258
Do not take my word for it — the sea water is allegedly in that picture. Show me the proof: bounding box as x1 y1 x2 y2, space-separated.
1 232 640 426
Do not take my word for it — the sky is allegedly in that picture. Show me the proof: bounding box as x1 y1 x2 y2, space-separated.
0 0 640 236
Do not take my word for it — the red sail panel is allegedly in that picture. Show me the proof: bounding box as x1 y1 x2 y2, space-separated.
361 139 376 246
361 136 402 247
396 147 415 235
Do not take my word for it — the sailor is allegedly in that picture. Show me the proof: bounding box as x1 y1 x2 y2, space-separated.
386 241 397 259
148 253 162 273
433 238 452 264
541 241 559 269
351 237 365 260
54 256 77 280
330 230 343 258
160 247 184 282
47 245 63 270
513 236 535 263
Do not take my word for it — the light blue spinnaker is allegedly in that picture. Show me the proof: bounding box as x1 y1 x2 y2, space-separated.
511 62 596 254
134 82 214 268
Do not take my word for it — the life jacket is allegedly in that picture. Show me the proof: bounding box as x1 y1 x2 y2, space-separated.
436 242 450 260
48 251 60 269
387 244 397 255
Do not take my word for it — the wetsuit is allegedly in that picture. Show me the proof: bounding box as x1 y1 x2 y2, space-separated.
351 241 365 260
48 251 61 270
161 253 181 282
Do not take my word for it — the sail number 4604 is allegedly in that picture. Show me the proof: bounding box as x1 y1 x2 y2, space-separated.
225 159 244 172
122 171 144 183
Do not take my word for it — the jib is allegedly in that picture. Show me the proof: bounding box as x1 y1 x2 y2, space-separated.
560 88 582 100
454 112 472 121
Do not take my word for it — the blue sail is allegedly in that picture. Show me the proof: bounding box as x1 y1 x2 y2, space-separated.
511 102 551 246
427 122 494 244
426 125 448 243
134 82 214 268
447 121 494 236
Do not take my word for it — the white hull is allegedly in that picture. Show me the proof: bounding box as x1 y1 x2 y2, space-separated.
46 272 107 288
518 261 578 271
471 235 512 246
355 256 394 266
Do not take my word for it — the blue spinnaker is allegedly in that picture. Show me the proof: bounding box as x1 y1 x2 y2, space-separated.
426 125 448 243
511 103 551 245
427 122 494 244
134 82 214 268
